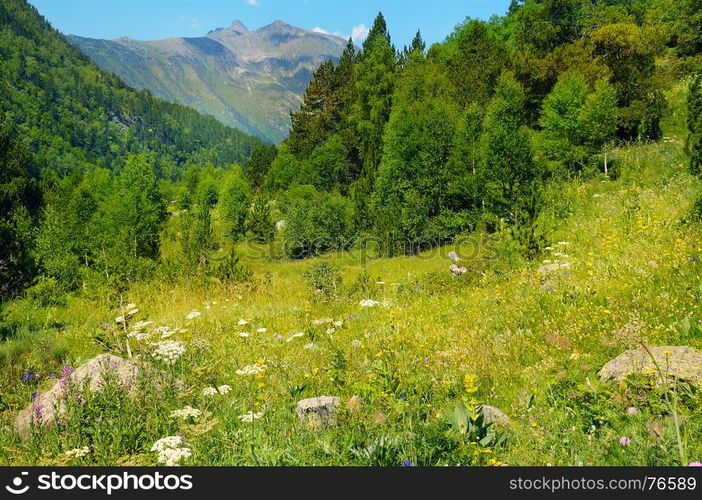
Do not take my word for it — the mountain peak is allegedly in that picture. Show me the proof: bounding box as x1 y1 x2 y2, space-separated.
208 19 248 36
227 20 249 34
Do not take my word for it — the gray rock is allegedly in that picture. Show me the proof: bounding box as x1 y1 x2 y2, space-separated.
482 405 510 427
296 396 340 427
598 346 702 387
450 264 467 276
15 354 149 439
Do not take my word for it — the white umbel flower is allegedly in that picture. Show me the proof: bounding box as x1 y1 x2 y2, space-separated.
169 406 202 420
152 340 186 365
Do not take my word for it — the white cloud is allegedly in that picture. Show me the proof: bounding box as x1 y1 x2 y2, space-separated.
245 0 259 5
350 23 369 42
312 27 329 35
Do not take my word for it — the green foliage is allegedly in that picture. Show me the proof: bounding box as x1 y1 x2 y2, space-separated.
0 123 40 300
539 74 618 172
246 144 277 189
219 168 251 242
180 203 213 268
283 188 354 258
301 262 342 302
248 195 274 243
373 55 465 255
687 75 702 177
0 0 261 180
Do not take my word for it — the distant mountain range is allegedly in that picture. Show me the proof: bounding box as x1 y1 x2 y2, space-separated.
68 20 349 143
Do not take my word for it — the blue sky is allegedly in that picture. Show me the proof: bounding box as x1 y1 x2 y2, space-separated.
28 0 511 48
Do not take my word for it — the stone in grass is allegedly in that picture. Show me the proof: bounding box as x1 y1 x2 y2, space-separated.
15 354 150 440
598 346 702 388
296 396 340 427
481 405 510 428
450 264 467 276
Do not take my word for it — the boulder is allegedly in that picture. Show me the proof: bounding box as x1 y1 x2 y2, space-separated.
482 405 510 428
296 396 340 427
598 346 702 387
15 354 146 439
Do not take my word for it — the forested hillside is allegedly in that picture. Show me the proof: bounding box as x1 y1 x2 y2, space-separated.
0 0 262 300
1 0 702 467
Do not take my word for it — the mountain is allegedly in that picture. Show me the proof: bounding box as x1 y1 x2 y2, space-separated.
68 20 349 143
0 0 262 177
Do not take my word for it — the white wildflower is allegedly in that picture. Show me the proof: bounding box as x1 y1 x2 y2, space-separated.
239 332 250 338
186 310 201 320
351 339 362 348
304 342 317 350
132 320 153 330
150 436 192 466
238 411 263 423
312 318 333 325
326 328 336 335
235 363 267 376
217 384 232 394
202 387 218 396
127 330 151 342
359 299 380 307
64 446 91 458
256 327 268 333
170 406 202 420
238 319 249 326
333 320 343 327
152 340 186 365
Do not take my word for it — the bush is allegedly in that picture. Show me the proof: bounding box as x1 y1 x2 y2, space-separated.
301 262 342 302
283 188 354 258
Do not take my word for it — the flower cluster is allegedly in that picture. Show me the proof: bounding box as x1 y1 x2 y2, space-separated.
151 436 192 466
235 362 267 376
64 446 91 458
151 340 186 365
170 406 202 420
202 385 232 396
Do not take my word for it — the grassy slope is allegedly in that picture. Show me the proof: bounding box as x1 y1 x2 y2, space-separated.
1 83 701 466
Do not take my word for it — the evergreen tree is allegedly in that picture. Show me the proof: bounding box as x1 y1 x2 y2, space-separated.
0 123 40 299
247 143 278 188
349 12 397 228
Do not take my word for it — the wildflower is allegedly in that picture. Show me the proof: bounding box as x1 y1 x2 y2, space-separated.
238 411 263 423
217 385 232 394
257 327 268 333
351 339 362 348
236 363 267 376
273 334 283 340
202 387 218 396
359 299 380 308
128 330 151 342
346 395 361 414
312 318 333 325
401 461 414 467
689 462 702 467
186 310 201 320
326 328 336 335
372 412 387 424
22 370 32 382
170 406 202 420
150 436 191 466
463 374 478 394
64 446 91 459
237 319 249 326
151 340 186 366
333 320 343 327
619 437 631 446
303 342 317 350
239 332 250 338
